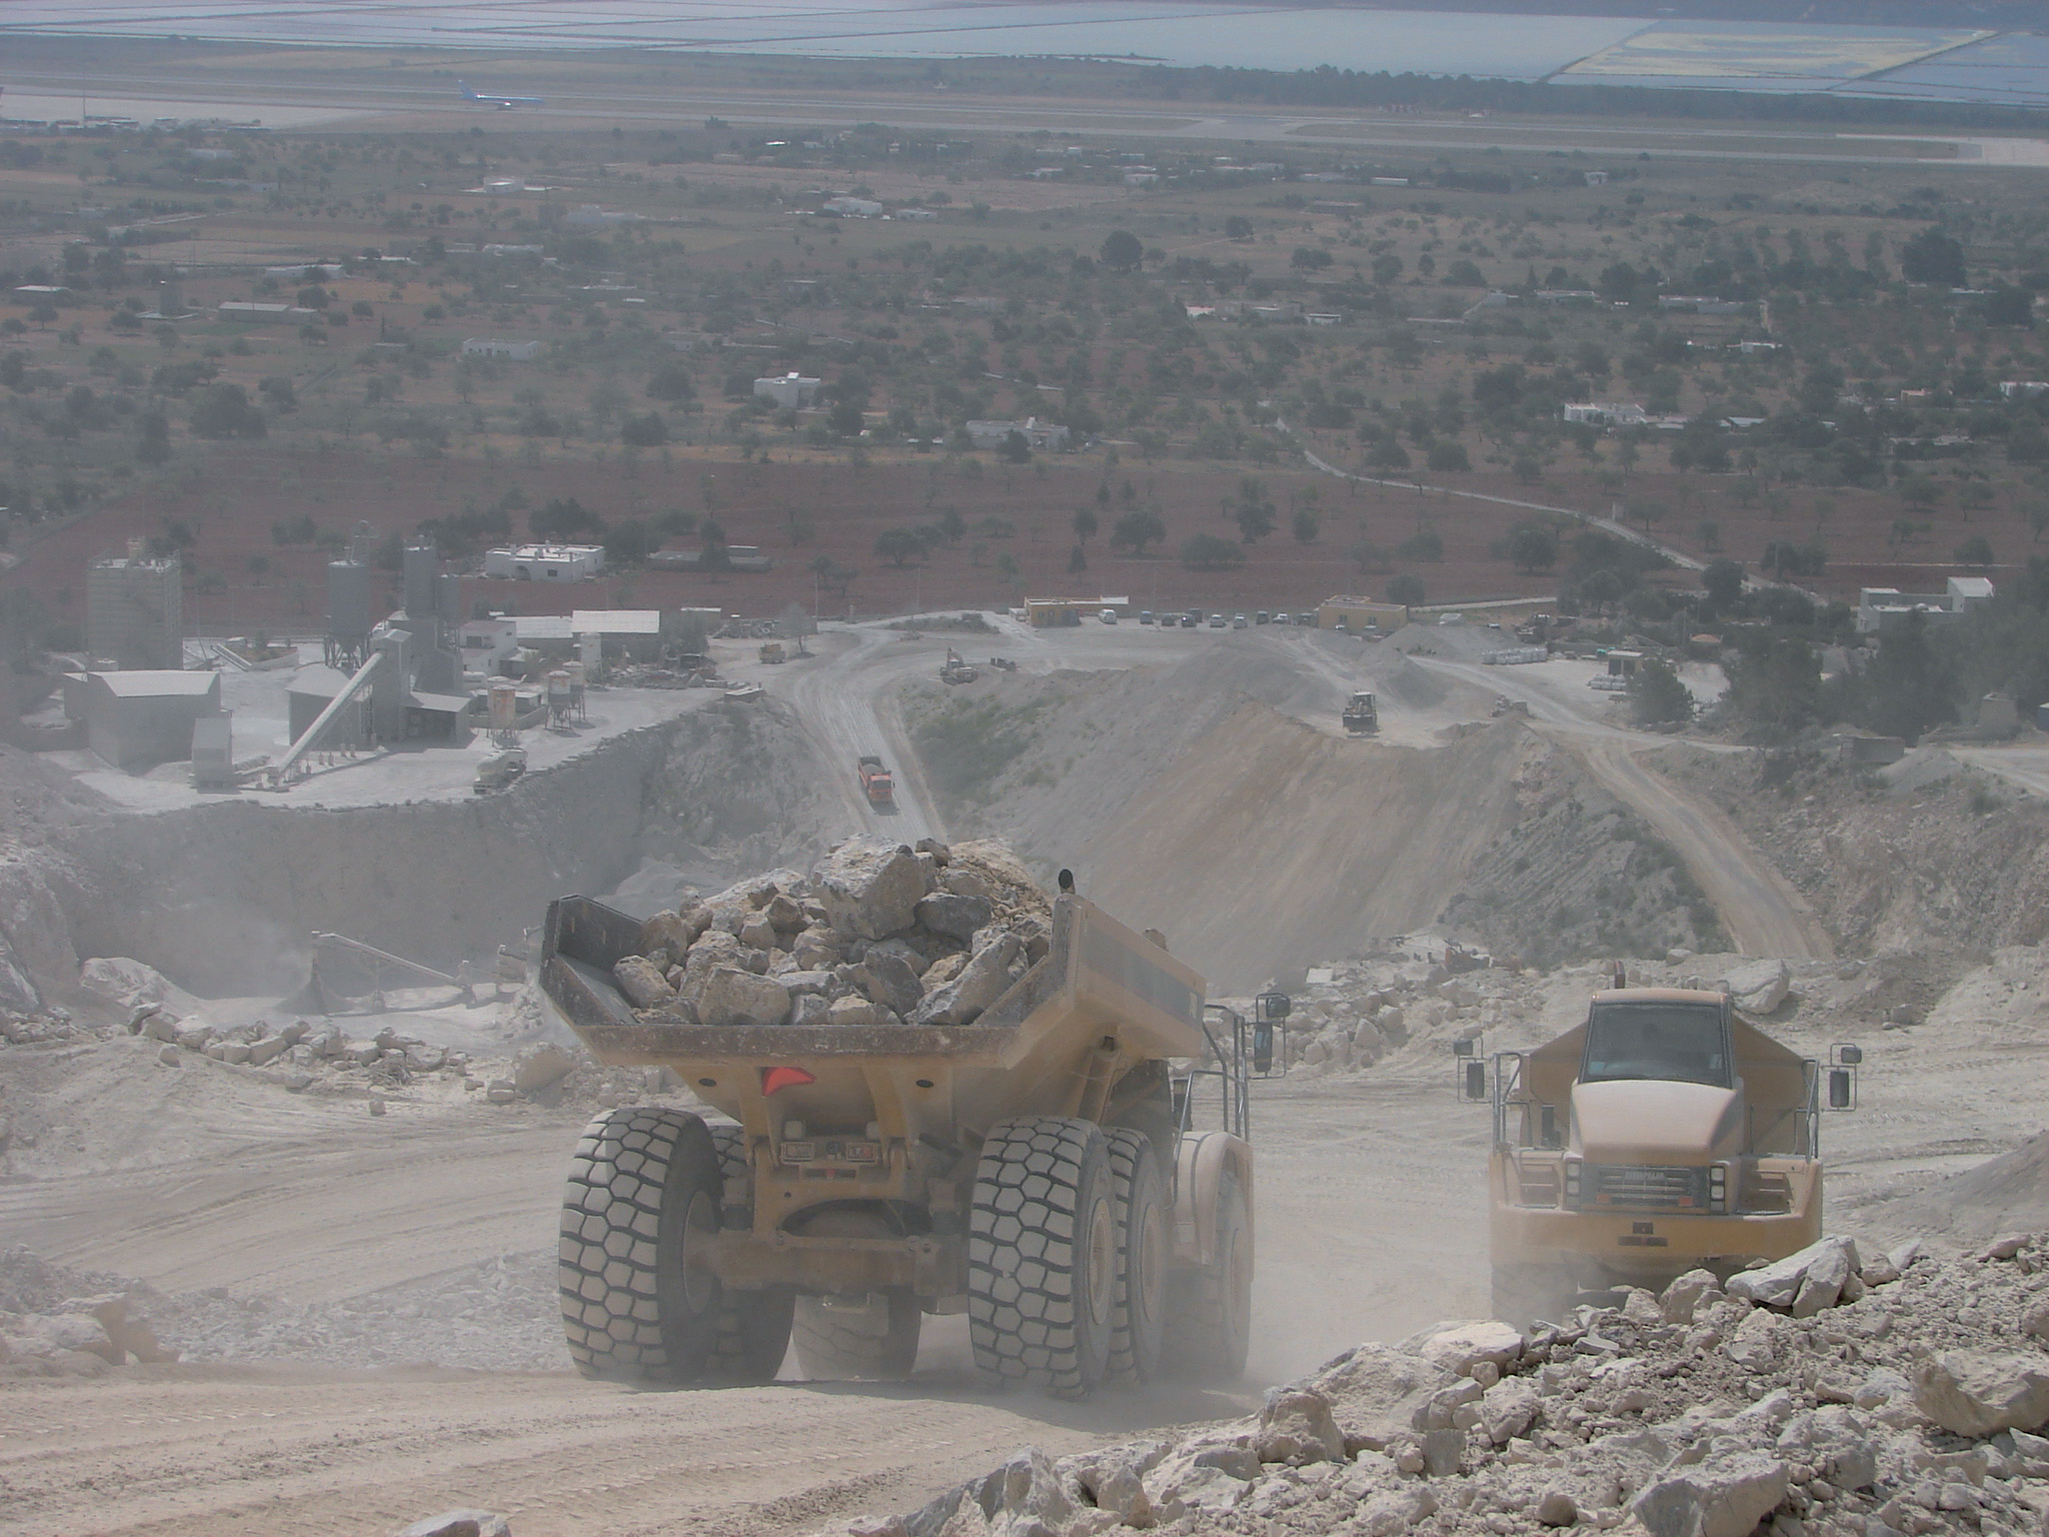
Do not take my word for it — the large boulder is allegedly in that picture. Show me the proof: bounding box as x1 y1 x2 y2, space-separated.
613 955 676 1010
1409 1319 1525 1376
1632 1454 1790 1537
1725 1236 1860 1310
512 1042 577 1093
813 840 935 941
1721 958 1790 1015
914 891 993 942
640 904 711 956
1256 1388 1347 1465
854 953 925 1019
1914 1351 2049 1436
694 968 793 1028
78 956 197 1018
913 934 1021 1026
1305 1343 1453 1453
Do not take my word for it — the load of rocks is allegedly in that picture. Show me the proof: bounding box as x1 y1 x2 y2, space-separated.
613 837 1052 1030
840 1233 2049 1537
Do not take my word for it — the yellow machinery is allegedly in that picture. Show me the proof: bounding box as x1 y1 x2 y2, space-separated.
1460 985 1859 1325
542 891 1255 1397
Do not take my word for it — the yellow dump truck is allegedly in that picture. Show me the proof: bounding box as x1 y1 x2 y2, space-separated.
540 892 1255 1397
1462 985 1859 1326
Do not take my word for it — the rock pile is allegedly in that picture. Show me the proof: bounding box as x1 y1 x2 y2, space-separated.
841 1234 2049 1537
0 1245 565 1376
614 837 1052 1030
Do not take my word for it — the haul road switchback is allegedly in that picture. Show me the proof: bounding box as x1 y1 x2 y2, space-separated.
541 889 1257 1397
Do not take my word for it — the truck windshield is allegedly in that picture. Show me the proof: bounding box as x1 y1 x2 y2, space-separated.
1580 1001 1730 1087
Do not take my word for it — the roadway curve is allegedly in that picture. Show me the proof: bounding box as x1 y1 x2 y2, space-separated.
1412 653 1833 960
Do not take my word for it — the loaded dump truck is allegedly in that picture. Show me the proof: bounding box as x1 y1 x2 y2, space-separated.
1342 691 1379 734
540 889 1254 1397
1463 985 1859 1326
856 755 894 807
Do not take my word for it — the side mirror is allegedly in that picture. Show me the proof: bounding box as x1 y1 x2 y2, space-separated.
1252 1020 1275 1075
1452 1038 1475 1058
1828 1067 1854 1110
1459 1058 1488 1102
1836 1044 1863 1066
1256 991 1292 1022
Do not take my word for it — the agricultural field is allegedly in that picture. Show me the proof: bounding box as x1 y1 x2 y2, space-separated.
4 39 2049 649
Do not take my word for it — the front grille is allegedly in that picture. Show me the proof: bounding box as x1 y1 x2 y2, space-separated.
1513 1157 1561 1207
1585 1164 1704 1211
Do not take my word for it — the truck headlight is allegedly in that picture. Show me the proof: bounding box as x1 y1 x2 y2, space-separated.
1563 1159 1582 1208
1708 1164 1727 1213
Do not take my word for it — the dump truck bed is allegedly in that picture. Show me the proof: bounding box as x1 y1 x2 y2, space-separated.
541 891 1209 1140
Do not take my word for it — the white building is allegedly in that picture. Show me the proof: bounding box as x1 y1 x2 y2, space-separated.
966 417 1072 452
2002 381 2049 399
483 544 605 582
1563 401 1648 426
462 337 543 360
1856 576 1995 635
565 205 640 225
457 616 520 671
822 196 883 217
754 373 822 408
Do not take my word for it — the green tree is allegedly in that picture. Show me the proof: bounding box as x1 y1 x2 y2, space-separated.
1702 557 1745 609
875 527 925 567
1180 533 1245 570
1726 636 1821 740
1291 507 1321 544
1426 441 1470 473
1859 612 1957 741
1955 534 1996 567
1387 573 1425 607
1072 507 1098 544
620 412 668 447
1109 508 1166 554
1899 228 1966 286
1505 524 1557 573
188 383 266 440
1630 658 1694 726
1000 429 1031 464
1099 230 1144 272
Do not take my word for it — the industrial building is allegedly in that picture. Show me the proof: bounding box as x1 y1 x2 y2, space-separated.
461 337 544 361
75 670 221 773
86 543 183 670
483 545 605 582
1856 576 1995 635
754 373 822 409
1317 597 1410 634
966 417 1072 452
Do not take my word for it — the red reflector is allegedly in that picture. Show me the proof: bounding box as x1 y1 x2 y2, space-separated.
761 1065 817 1095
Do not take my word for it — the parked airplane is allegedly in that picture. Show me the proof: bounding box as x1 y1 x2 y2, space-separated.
459 81 544 109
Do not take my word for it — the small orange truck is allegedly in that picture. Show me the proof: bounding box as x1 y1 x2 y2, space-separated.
857 755 894 807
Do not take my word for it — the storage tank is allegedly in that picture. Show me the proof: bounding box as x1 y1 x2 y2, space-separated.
326 561 370 644
547 668 572 723
489 680 520 730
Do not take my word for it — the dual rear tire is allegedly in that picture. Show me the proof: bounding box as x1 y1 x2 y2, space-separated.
967 1117 1181 1399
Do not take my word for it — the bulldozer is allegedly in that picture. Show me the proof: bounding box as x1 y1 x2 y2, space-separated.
541 890 1258 1397
1460 984 1860 1326
1342 691 1378 734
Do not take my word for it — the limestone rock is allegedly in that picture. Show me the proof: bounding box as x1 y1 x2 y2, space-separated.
826 995 892 1030
1307 1343 1453 1452
1914 1351 2049 1436
1480 1377 1541 1444
641 903 712 956
855 953 925 1019
1534 1489 1578 1527
1660 1268 1721 1325
613 955 676 1009
813 839 935 941
914 891 993 941
1411 1319 1525 1376
913 934 1021 1026
511 1042 577 1093
695 968 793 1028
1721 958 1790 1014
1632 1454 1790 1537
1255 1387 1347 1465
1726 1236 1859 1310
392 1513 512 1537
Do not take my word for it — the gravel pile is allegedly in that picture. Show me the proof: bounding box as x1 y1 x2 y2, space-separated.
0 1244 565 1376
844 1234 2049 1537
613 836 1053 1029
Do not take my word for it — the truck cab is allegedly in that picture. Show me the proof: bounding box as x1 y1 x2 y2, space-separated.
1469 987 1856 1325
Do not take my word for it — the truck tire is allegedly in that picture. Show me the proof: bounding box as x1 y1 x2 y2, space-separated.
968 1116 1118 1399
1490 1264 1577 1330
1104 1129 1168 1385
1163 1167 1252 1380
559 1107 726 1384
792 1291 922 1380
701 1120 793 1383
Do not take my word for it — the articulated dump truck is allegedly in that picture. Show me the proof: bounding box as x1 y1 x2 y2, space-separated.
540 892 1253 1398
1463 986 1860 1327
